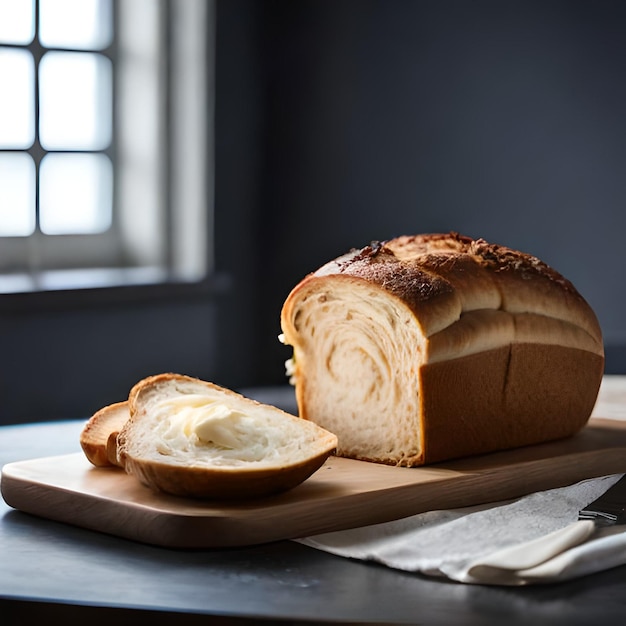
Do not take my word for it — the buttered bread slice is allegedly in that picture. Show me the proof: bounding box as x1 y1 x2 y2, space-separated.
116 373 337 499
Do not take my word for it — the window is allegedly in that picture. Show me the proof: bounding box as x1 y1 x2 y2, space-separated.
0 0 213 292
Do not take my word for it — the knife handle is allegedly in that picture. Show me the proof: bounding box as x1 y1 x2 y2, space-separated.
579 475 626 526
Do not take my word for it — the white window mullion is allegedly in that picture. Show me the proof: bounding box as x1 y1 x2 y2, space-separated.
170 0 213 280
117 0 167 270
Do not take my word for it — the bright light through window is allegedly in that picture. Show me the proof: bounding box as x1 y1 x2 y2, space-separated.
0 0 113 237
0 48 35 148
0 152 36 236
0 0 34 45
39 52 112 150
39 0 112 50
40 153 112 234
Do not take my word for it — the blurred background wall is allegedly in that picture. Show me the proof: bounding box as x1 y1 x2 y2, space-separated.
216 0 626 388
2 0 626 423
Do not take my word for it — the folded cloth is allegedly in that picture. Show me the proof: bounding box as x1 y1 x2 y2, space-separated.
298 473 626 586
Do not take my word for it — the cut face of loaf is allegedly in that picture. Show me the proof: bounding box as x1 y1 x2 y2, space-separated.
117 373 338 498
280 233 605 466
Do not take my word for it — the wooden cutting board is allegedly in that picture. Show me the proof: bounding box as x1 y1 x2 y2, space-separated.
2 417 626 548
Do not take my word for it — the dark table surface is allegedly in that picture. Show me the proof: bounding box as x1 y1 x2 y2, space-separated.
2 388 626 625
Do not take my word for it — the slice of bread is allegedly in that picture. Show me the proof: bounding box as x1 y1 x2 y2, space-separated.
80 401 129 467
114 373 338 499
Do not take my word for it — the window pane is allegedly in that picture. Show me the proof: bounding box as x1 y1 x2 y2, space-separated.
39 51 112 150
0 0 34 44
0 153 36 236
39 0 112 50
40 153 112 234
0 48 35 148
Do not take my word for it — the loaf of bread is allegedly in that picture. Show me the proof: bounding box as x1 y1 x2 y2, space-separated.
85 373 338 499
280 232 604 466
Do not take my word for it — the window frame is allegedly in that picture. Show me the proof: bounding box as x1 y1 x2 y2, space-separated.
0 0 216 301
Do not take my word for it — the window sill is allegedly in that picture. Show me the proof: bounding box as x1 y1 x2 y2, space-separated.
0 267 231 312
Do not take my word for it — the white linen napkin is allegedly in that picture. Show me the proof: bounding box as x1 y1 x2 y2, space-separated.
299 473 626 585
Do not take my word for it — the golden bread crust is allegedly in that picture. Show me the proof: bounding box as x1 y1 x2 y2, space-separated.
121 452 332 500
299 232 603 348
79 401 129 468
418 344 603 465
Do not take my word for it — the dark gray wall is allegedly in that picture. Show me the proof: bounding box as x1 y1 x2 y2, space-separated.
2 0 626 424
0 292 221 424
216 0 626 383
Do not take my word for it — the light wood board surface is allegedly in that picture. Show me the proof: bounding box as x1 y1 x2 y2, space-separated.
2 417 626 548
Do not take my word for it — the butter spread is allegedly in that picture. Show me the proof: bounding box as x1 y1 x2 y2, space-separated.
154 394 272 462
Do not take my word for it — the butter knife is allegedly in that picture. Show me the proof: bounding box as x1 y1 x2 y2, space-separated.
579 475 626 526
